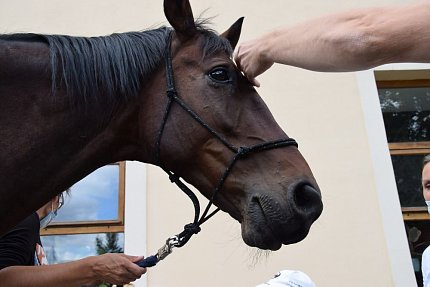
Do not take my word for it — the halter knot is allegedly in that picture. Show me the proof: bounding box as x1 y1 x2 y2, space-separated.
169 173 180 183
237 146 251 157
183 223 201 235
166 89 176 98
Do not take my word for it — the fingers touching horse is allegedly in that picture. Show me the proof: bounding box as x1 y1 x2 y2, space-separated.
0 0 322 250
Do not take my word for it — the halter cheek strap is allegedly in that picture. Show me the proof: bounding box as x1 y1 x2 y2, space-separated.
136 32 298 268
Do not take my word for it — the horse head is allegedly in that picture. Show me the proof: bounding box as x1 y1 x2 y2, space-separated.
140 0 323 251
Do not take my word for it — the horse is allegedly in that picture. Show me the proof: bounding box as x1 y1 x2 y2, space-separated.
0 0 323 251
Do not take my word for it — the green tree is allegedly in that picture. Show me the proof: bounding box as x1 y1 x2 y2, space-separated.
96 233 123 255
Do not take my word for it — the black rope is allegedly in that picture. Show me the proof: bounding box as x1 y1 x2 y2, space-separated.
154 32 299 250
170 94 238 153
164 168 200 224
155 95 174 162
154 32 204 248
198 138 298 223
155 32 175 163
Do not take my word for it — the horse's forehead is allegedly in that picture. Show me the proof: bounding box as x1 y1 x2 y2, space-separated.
176 34 231 62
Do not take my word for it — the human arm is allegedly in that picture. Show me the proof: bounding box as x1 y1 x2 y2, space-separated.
235 1 430 85
0 253 146 287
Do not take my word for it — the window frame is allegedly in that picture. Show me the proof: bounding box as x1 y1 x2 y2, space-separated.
377 79 430 221
41 161 126 235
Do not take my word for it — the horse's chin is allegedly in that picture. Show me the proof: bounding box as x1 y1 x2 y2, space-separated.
241 220 283 251
240 192 319 251
241 219 310 251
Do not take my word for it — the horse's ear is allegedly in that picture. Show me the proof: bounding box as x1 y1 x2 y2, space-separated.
220 17 244 50
164 0 197 41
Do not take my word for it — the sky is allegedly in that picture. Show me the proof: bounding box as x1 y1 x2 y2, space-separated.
54 164 119 222
41 164 124 263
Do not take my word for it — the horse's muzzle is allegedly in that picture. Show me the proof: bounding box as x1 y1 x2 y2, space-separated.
241 180 323 250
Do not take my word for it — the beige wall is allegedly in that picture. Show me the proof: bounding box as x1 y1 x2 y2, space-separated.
0 0 419 286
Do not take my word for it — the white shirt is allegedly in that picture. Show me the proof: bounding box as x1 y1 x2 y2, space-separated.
422 246 430 287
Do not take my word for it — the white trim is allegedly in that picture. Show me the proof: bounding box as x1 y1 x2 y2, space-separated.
356 70 417 287
124 161 147 287
375 63 430 71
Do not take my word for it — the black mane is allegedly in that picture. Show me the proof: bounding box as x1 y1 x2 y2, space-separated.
43 27 172 107
1 22 233 107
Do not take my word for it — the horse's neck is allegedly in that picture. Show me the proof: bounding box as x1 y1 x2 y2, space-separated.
0 38 145 235
0 39 56 172
4 36 47 77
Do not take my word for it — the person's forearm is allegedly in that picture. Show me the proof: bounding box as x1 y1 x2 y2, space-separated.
260 1 430 72
0 256 100 287
259 16 380 72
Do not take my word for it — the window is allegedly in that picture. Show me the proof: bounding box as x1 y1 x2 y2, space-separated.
377 76 430 286
378 80 430 219
40 162 125 263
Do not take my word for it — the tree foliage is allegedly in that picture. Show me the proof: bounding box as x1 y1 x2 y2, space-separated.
95 233 123 255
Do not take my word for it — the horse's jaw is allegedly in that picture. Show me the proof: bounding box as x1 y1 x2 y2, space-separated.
239 182 323 251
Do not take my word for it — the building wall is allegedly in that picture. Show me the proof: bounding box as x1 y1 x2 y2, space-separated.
0 0 418 286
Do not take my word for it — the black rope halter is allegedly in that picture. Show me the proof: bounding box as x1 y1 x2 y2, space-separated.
136 32 298 268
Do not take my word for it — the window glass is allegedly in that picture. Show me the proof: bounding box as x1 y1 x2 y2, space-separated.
377 79 430 287
41 233 124 264
379 87 430 142
54 165 119 223
391 154 425 208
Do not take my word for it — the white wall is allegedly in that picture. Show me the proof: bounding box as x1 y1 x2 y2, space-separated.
125 161 148 287
0 0 419 286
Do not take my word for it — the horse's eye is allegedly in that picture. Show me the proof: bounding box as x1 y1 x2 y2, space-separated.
209 68 231 83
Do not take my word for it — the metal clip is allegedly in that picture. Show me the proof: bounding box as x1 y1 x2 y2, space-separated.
157 236 180 261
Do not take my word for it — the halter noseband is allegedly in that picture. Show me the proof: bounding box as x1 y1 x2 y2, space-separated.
136 32 298 268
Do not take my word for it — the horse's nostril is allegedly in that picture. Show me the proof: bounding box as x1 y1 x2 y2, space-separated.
293 184 323 219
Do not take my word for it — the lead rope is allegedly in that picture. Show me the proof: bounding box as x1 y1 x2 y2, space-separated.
135 33 298 268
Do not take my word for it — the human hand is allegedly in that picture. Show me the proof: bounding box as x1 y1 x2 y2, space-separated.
234 38 274 87
90 253 146 285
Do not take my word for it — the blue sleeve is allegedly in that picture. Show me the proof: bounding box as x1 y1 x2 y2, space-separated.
0 213 40 269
